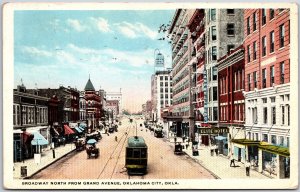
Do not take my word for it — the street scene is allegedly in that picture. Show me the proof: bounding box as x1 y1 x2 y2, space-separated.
8 5 294 187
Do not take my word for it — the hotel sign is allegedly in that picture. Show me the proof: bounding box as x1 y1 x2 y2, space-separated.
199 128 229 134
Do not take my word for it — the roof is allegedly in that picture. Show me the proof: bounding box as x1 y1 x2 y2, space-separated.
84 78 95 91
127 136 147 148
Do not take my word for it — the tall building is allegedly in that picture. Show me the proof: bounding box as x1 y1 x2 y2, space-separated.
106 89 122 115
243 8 290 178
168 9 195 138
151 69 173 124
79 91 86 122
84 77 101 129
154 51 165 72
204 9 244 127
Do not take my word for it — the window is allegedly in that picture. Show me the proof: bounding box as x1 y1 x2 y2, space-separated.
247 45 251 63
262 9 266 25
279 9 284 13
271 97 276 102
263 134 268 142
279 136 284 146
227 9 234 14
212 46 217 60
262 68 266 88
253 41 257 60
211 9 216 21
271 106 276 125
263 107 268 124
270 31 274 53
248 73 251 91
253 12 257 31
287 137 289 147
247 17 250 35
262 36 266 56
262 98 267 103
270 66 275 86
212 26 217 40
271 135 277 145
280 62 285 84
213 87 217 101
227 23 235 35
287 105 290 126
213 67 218 80
213 107 218 121
255 133 259 141
227 44 235 54
270 9 275 20
253 71 257 88
282 106 285 125
280 24 285 48
160 76 163 80
253 107 257 124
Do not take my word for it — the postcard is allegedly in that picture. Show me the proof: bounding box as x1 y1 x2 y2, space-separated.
2 2 298 190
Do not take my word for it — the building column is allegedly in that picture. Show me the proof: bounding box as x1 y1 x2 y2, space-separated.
277 155 285 179
258 149 263 172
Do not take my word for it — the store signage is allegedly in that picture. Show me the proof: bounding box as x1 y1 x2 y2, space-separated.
199 128 229 134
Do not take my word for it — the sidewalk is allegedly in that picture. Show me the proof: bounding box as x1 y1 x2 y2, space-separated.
167 137 271 179
13 143 76 179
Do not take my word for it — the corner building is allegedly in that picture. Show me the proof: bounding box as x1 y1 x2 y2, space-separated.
244 9 290 178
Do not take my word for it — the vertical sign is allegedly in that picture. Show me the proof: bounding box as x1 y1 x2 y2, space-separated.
203 64 208 123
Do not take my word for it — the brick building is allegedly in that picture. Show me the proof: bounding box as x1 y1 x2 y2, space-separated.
244 8 290 178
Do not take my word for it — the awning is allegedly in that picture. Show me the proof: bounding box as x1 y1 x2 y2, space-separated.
80 123 87 128
31 131 49 145
215 136 227 140
78 126 85 131
231 139 261 145
259 143 290 157
23 132 34 143
64 125 75 135
74 126 82 133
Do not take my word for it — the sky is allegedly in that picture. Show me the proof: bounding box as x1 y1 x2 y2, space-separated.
14 10 175 113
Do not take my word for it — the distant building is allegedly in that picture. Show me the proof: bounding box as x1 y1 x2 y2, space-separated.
105 100 119 124
106 89 122 115
79 91 86 122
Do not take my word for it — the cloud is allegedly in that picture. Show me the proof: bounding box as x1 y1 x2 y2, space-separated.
115 22 157 39
66 19 86 32
90 17 111 33
22 46 52 57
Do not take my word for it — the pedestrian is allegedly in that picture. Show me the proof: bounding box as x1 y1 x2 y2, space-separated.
230 154 235 167
245 160 251 176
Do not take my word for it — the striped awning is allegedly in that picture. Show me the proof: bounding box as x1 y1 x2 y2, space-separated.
64 125 75 135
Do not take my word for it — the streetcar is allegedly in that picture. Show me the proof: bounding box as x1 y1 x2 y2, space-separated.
125 136 148 175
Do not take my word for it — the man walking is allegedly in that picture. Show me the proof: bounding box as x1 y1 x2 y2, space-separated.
245 160 251 176
230 154 235 167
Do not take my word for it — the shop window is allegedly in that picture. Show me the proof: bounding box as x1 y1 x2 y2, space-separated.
227 23 235 36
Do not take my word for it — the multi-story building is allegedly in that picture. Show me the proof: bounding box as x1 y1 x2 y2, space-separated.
187 9 207 144
13 83 49 162
69 88 80 122
84 77 101 129
168 9 194 138
204 9 244 127
244 8 290 178
151 68 173 125
106 89 122 116
105 100 119 124
217 45 245 157
79 91 86 122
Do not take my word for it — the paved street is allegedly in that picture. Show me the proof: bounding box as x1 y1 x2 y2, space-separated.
31 118 215 179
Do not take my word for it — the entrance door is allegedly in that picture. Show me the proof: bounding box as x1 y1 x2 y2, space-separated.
13 140 22 162
238 148 242 162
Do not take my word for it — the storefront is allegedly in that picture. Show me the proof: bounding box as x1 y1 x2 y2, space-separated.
231 139 260 163
259 143 290 178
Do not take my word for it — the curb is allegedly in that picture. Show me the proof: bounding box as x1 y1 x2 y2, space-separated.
182 151 221 179
23 148 76 179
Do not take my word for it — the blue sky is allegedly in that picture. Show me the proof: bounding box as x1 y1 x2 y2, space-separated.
14 10 175 112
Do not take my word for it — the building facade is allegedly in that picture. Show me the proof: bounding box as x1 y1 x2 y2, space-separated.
151 69 173 125
105 100 119 124
243 8 290 178
168 9 194 138
79 91 86 122
217 46 245 158
106 90 122 116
